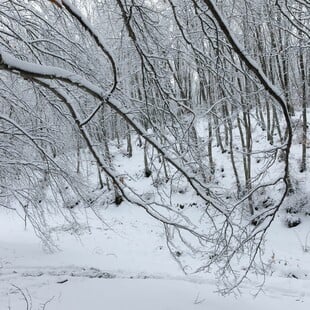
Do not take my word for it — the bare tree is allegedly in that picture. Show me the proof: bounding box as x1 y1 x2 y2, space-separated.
0 0 308 291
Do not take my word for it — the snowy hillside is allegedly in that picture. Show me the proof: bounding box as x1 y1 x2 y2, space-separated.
1 126 310 309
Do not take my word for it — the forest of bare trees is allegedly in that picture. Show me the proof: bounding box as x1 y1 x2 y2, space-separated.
0 0 309 290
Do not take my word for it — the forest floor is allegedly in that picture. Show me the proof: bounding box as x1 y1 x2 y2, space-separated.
1 114 310 309
1 194 310 309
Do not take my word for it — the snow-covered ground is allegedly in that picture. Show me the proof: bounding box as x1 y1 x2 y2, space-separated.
1 201 310 309
1 113 310 309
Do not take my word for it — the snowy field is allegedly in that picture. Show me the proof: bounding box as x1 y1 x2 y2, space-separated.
1 199 310 310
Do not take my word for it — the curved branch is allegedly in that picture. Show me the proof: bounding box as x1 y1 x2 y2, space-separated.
0 51 227 216
54 0 118 127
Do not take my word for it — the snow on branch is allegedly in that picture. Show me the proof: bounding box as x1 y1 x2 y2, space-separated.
0 50 227 217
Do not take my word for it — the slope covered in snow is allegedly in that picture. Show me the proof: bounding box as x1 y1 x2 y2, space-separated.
1 126 310 309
